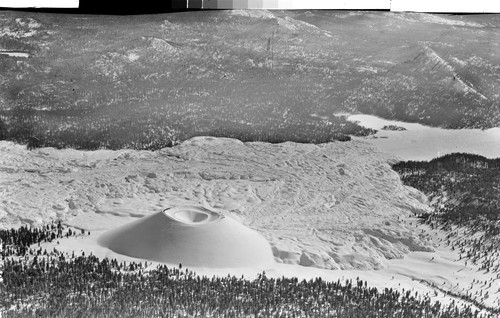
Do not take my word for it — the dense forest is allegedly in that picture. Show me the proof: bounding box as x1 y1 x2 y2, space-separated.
392 153 500 229
1 11 499 150
0 114 369 151
1 224 496 318
393 153 500 282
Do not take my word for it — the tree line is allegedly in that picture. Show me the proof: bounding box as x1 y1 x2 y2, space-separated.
1 223 496 318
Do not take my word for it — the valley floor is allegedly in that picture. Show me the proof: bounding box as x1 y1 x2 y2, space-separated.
2 134 500 315
40 216 498 314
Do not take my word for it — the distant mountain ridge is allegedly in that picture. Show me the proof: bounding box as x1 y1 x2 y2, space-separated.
0 10 498 150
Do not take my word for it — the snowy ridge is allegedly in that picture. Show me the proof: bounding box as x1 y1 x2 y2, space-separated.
0 17 42 38
423 46 489 100
226 10 276 20
277 16 320 32
0 138 432 270
396 13 485 28
225 10 331 37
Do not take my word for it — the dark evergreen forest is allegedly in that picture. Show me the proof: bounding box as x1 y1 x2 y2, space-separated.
2 224 496 318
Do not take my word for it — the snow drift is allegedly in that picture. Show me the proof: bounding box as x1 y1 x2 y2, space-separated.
0 137 433 270
98 205 274 268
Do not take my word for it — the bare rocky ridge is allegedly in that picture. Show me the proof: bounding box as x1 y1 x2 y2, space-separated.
0 137 432 270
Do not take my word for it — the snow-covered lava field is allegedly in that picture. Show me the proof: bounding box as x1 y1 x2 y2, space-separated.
2 9 500 317
2 136 500 311
1 137 432 270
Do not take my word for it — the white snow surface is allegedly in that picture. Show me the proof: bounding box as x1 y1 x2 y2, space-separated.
347 114 500 161
98 205 275 268
226 10 276 20
0 137 432 270
0 51 30 58
394 13 485 28
4 136 500 309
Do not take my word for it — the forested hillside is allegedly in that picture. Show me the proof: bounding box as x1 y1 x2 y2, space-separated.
393 154 500 229
1 11 499 150
393 154 500 275
1 224 496 318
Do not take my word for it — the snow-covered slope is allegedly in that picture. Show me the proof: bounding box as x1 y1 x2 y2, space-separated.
0 137 432 270
98 205 275 268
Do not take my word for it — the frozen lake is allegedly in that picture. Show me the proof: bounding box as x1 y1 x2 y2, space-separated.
0 51 29 58
346 114 500 161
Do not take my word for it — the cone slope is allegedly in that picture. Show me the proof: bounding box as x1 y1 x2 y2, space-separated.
98 205 274 268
